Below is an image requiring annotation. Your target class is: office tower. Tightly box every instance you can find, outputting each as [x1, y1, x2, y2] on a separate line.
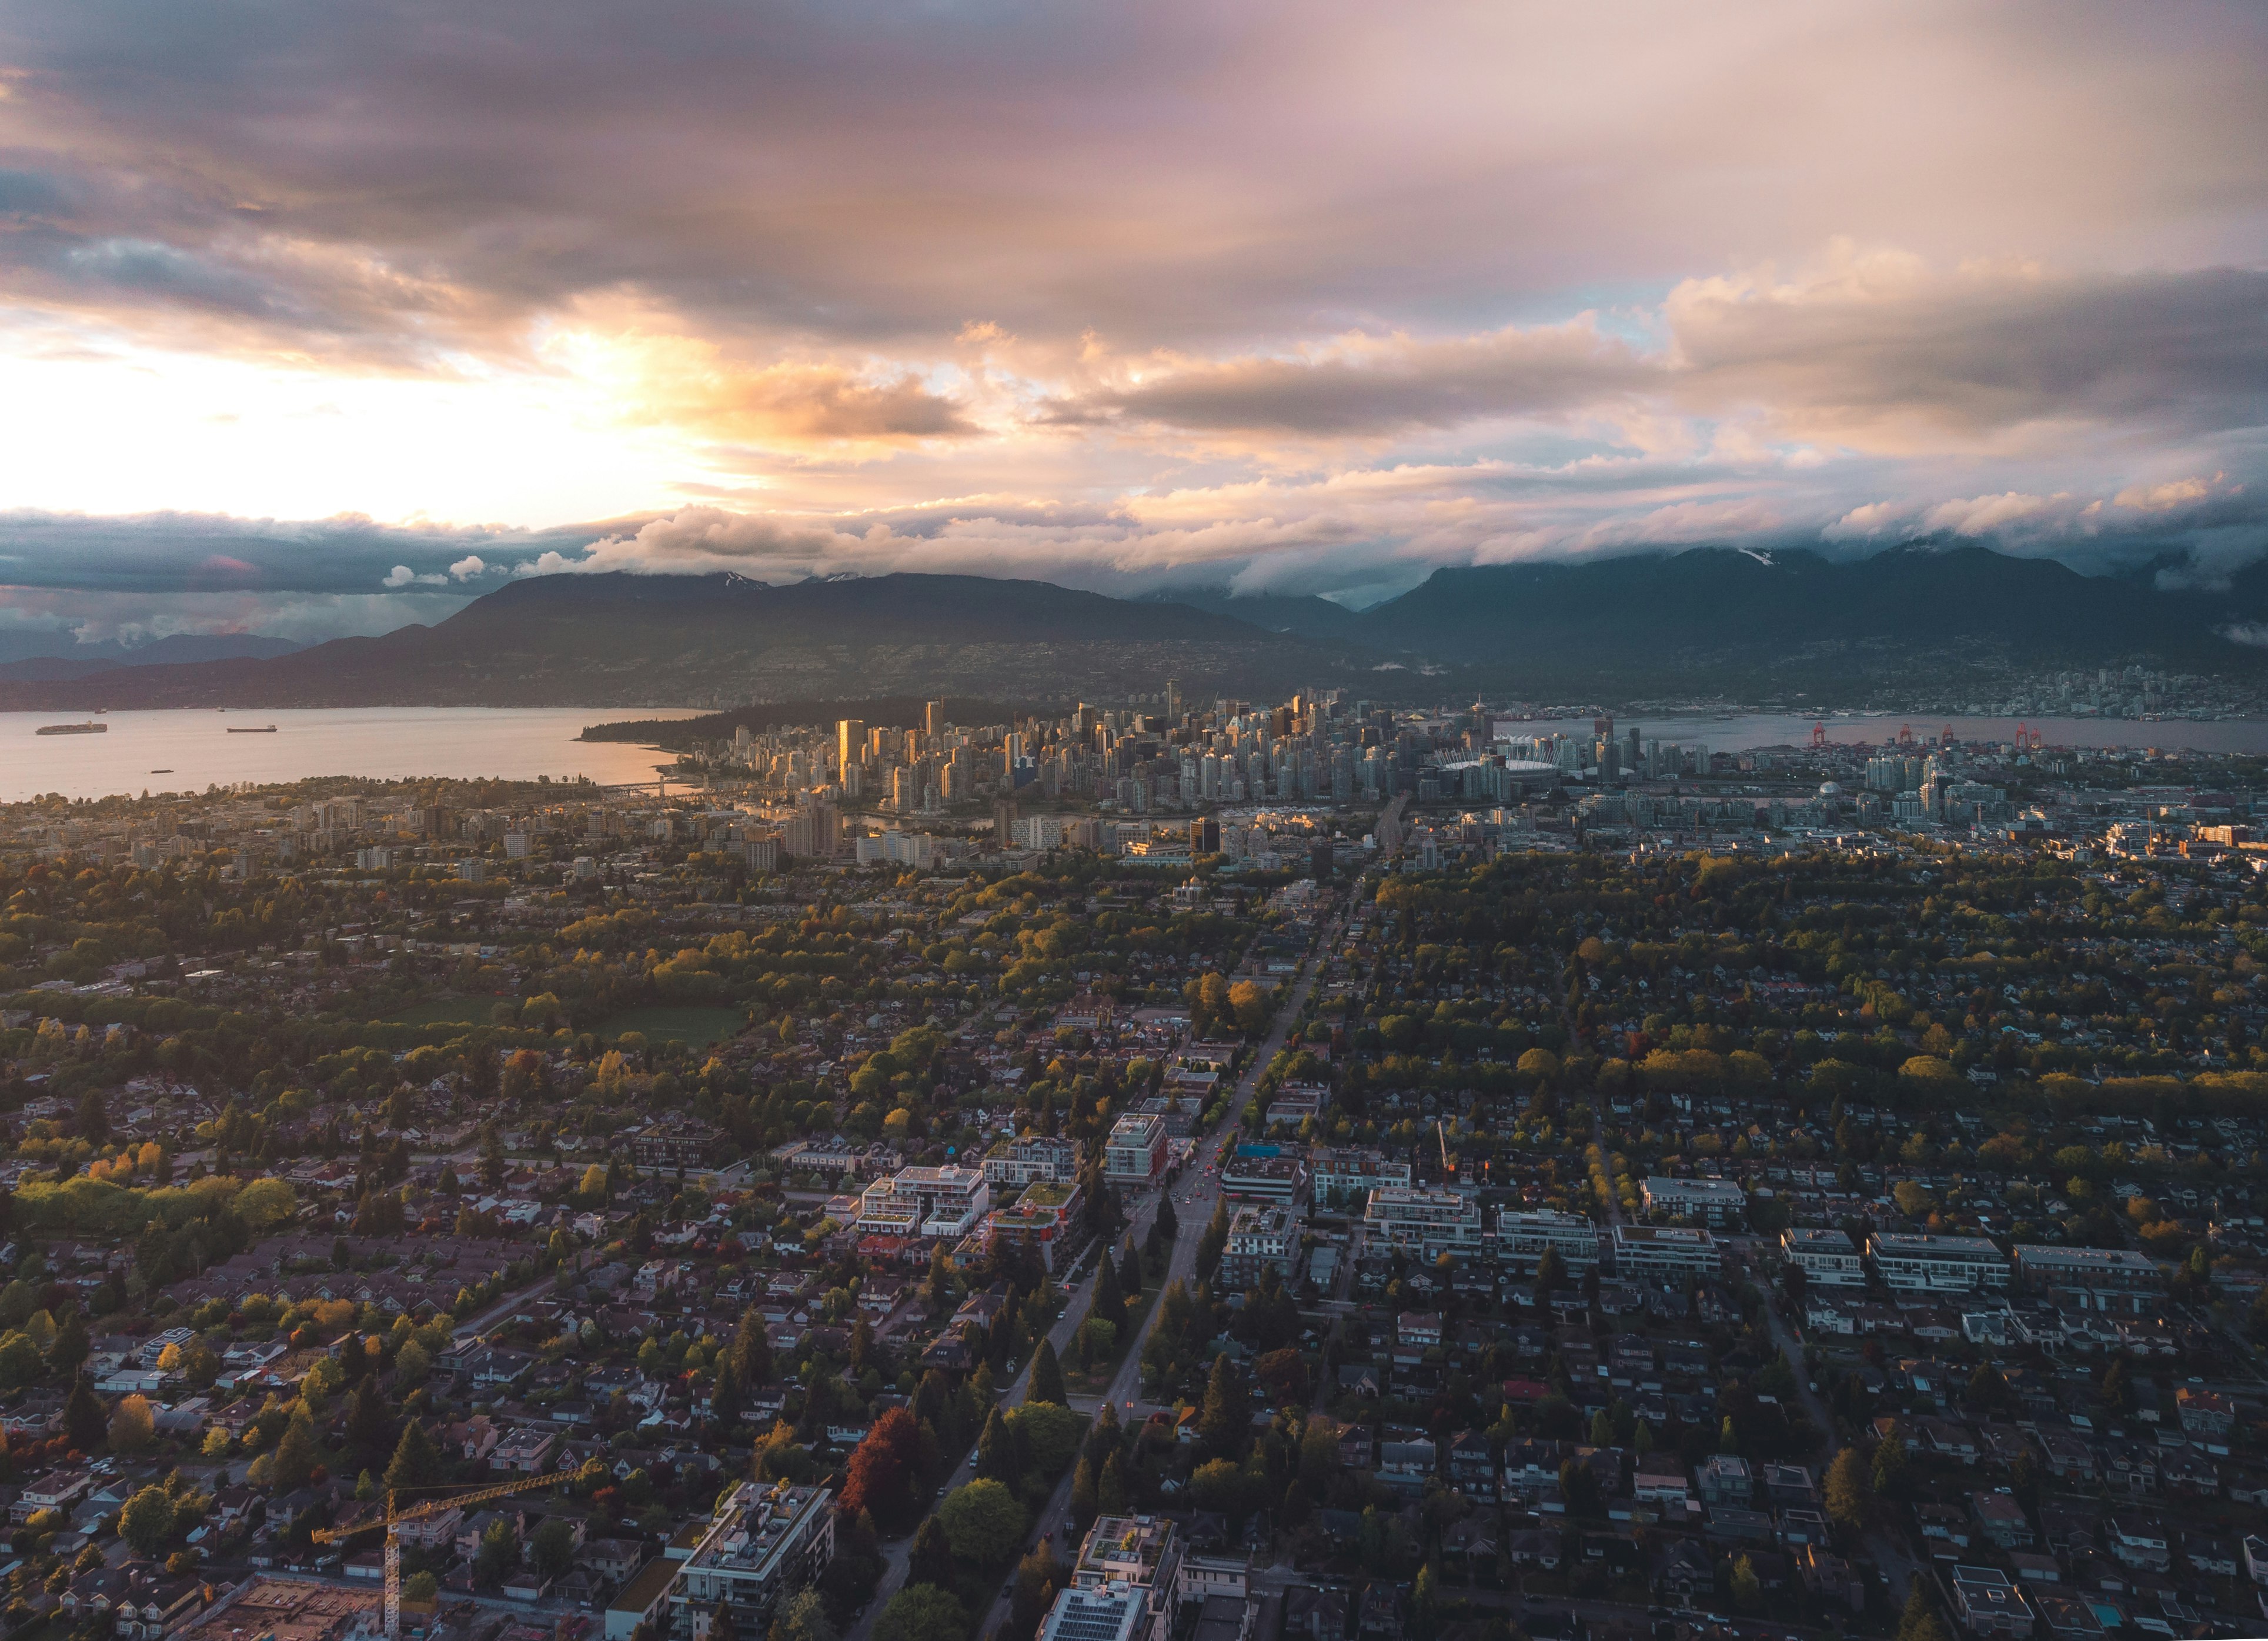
[837, 719, 864, 775]
[924, 699, 945, 736]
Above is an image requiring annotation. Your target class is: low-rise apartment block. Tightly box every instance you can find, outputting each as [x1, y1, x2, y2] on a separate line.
[1612, 1224, 1720, 1282]
[1641, 1175, 1747, 1226]
[1363, 1187, 1485, 1257]
[1868, 1232, 2012, 1294]
[1782, 1227, 1865, 1288]
[1104, 1113, 1168, 1186]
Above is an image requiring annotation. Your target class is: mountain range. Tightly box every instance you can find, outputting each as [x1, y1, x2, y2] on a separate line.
[0, 631, 302, 682]
[1, 545, 2263, 712]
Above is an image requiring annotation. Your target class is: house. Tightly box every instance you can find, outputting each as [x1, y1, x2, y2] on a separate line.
[1950, 1566, 2034, 1639]
[1635, 1534, 1703, 1602]
[1445, 1430, 1495, 1500]
[491, 1426, 560, 1475]
[1632, 1460, 1692, 1508]
[2108, 1514, 2170, 1573]
[2174, 1386, 2234, 1440]
[1376, 1436, 1436, 1496]
[1504, 1528, 1564, 1571]
[1796, 1545, 1865, 1614]
[1697, 1454, 1752, 1506]
[1975, 1490, 2036, 1549]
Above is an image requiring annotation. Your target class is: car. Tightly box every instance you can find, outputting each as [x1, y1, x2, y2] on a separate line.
[1001, 1582, 1016, 1599]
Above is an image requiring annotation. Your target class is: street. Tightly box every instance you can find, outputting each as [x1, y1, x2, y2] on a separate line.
[846, 882, 1343, 1641]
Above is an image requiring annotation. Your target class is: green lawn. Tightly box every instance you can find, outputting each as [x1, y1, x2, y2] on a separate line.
[381, 996, 511, 1028]
[593, 1006, 746, 1048]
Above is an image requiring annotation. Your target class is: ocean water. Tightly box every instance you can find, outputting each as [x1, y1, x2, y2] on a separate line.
[1, 706, 703, 803]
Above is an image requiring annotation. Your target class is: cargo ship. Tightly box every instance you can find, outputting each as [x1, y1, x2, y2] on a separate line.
[226, 725, 278, 733]
[35, 722, 107, 735]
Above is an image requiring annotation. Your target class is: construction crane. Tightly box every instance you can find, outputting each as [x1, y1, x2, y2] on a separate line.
[313, 1472, 562, 1640]
[1437, 1119, 1455, 1181]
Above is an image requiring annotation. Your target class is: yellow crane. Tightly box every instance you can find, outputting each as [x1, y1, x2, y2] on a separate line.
[313, 1472, 563, 1640]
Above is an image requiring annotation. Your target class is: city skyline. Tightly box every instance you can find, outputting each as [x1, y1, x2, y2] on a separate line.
[0, 1, 2264, 645]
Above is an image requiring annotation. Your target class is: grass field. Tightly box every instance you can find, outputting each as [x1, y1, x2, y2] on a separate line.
[381, 996, 510, 1028]
[592, 1006, 745, 1048]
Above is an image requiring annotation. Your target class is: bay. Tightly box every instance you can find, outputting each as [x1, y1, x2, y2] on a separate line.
[1489, 711, 2268, 757]
[1, 706, 703, 803]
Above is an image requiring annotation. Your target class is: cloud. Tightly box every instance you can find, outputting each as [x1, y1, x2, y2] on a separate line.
[1043, 255, 2268, 456]
[0, 4, 2263, 633]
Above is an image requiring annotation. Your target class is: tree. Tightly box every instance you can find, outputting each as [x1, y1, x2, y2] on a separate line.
[871, 1587, 968, 1641]
[1730, 1555, 1762, 1612]
[1897, 1580, 1950, 1641]
[907, 1516, 956, 1591]
[1197, 1354, 1250, 1462]
[1197, 1201, 1230, 1279]
[1822, 1444, 1870, 1530]
[1028, 1339, 1067, 1406]
[52, 1310, 89, 1375]
[1088, 1256, 1126, 1333]
[403, 1573, 440, 1605]
[65, 1373, 105, 1452]
[1150, 1193, 1179, 1253]
[733, 1306, 774, 1388]
[1117, 1239, 1142, 1302]
[925, 1246, 954, 1313]
[476, 1517, 520, 1585]
[385, 1419, 446, 1492]
[348, 1376, 393, 1458]
[977, 1407, 1023, 1486]
[840, 1408, 924, 1530]
[1411, 1563, 1438, 1641]
[119, 1484, 176, 1556]
[1009, 1542, 1067, 1641]
[937, 1478, 1028, 1569]
[711, 1355, 741, 1427]
[1873, 1429, 1909, 1499]
[1069, 1453, 1098, 1530]
[109, 1395, 156, 1454]
[530, 1519, 579, 1581]
[770, 1589, 836, 1641]
[272, 1408, 321, 1492]
[1533, 1246, 1565, 1301]
[1556, 1456, 1602, 1519]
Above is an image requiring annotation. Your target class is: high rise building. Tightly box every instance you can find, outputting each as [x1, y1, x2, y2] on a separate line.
[836, 719, 864, 776]
[924, 700, 945, 736]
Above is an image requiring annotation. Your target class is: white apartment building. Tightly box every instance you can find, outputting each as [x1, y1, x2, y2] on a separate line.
[1782, 1227, 1865, 1288]
[1363, 1188, 1485, 1257]
[1220, 1204, 1302, 1289]
[1495, 1209, 1604, 1273]
[859, 1165, 991, 1238]
[1308, 1146, 1413, 1209]
[1641, 1175, 1748, 1226]
[1611, 1224, 1720, 1282]
[665, 1482, 835, 1641]
[1868, 1232, 2012, 1294]
[1104, 1113, 1168, 1186]
[982, 1135, 1081, 1188]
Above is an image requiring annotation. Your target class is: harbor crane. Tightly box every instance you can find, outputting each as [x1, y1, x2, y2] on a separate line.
[312, 1472, 562, 1639]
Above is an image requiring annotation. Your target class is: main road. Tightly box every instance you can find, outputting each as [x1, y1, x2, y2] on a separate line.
[847, 879, 1346, 1641]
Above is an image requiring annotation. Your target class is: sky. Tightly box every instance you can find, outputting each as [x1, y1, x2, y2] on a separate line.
[1, 0, 2264, 646]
